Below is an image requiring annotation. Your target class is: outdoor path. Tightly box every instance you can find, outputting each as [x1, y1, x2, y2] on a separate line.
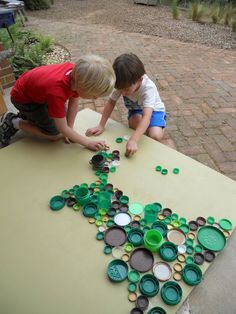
[27, 16, 236, 181]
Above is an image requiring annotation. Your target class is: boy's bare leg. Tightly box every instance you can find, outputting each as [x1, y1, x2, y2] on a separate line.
[19, 120, 62, 141]
[128, 114, 142, 130]
[146, 126, 164, 142]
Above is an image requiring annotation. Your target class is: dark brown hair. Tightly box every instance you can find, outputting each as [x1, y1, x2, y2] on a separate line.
[113, 53, 146, 89]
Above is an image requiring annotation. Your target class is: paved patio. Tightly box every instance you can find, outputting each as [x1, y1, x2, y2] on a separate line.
[25, 15, 236, 181]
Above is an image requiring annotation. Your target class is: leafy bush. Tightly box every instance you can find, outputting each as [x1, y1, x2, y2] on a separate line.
[24, 0, 52, 10]
[0, 20, 54, 78]
[172, 0, 180, 19]
[232, 19, 236, 31]
[188, 1, 205, 22]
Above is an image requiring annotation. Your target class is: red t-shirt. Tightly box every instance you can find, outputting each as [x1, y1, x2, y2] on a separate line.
[11, 62, 79, 118]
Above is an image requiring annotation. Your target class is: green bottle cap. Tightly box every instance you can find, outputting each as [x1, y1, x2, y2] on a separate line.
[103, 245, 112, 255]
[161, 281, 182, 305]
[107, 259, 128, 282]
[173, 168, 180, 174]
[139, 274, 159, 297]
[49, 195, 65, 211]
[219, 218, 233, 231]
[128, 282, 137, 292]
[155, 165, 162, 172]
[161, 169, 168, 175]
[182, 264, 202, 286]
[115, 137, 123, 143]
[128, 270, 141, 283]
[159, 242, 178, 262]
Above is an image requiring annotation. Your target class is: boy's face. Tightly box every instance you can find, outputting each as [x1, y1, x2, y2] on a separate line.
[119, 77, 143, 96]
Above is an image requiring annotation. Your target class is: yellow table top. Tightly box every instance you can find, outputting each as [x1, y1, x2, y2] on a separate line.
[0, 109, 236, 314]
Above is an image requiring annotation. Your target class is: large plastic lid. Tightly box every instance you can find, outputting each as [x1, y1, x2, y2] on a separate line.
[136, 295, 149, 310]
[147, 307, 167, 314]
[159, 242, 178, 262]
[107, 259, 128, 282]
[151, 221, 168, 237]
[197, 226, 226, 251]
[128, 228, 144, 247]
[139, 274, 159, 297]
[161, 281, 182, 305]
[153, 262, 172, 281]
[114, 212, 132, 226]
[129, 203, 144, 215]
[49, 195, 65, 211]
[104, 226, 127, 246]
[167, 229, 186, 245]
[129, 248, 154, 273]
[182, 264, 202, 286]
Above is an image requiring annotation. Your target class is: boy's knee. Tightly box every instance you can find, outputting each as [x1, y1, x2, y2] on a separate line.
[148, 128, 164, 142]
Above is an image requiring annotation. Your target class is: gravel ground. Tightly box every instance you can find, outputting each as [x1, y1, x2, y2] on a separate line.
[28, 0, 236, 50]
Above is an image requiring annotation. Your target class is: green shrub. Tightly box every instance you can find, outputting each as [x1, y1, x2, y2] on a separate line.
[172, 0, 179, 19]
[188, 1, 205, 22]
[24, 0, 51, 10]
[232, 20, 236, 32]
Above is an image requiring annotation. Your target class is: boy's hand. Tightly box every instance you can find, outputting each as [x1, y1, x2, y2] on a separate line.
[125, 139, 138, 157]
[86, 125, 104, 137]
[86, 140, 107, 151]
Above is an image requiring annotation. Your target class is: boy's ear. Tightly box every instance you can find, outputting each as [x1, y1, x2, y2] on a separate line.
[139, 76, 144, 83]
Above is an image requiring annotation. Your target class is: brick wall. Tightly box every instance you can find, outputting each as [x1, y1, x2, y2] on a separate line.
[0, 42, 15, 88]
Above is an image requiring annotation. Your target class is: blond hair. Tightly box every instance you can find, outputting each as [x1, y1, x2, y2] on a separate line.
[71, 55, 115, 97]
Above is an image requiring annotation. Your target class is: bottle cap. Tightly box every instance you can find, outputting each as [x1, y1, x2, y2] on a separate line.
[151, 221, 168, 237]
[219, 218, 233, 231]
[204, 250, 215, 262]
[128, 270, 141, 283]
[128, 292, 137, 302]
[188, 220, 198, 231]
[196, 216, 206, 226]
[128, 282, 137, 293]
[139, 274, 159, 297]
[114, 212, 132, 226]
[161, 281, 182, 305]
[129, 203, 144, 215]
[128, 228, 144, 247]
[49, 195, 65, 211]
[107, 259, 128, 282]
[83, 203, 98, 217]
[153, 262, 172, 281]
[147, 307, 167, 314]
[129, 248, 154, 273]
[136, 295, 149, 311]
[104, 226, 127, 247]
[112, 246, 124, 259]
[162, 208, 172, 216]
[182, 264, 202, 286]
[193, 253, 205, 265]
[103, 245, 112, 255]
[159, 242, 178, 262]
[167, 229, 186, 245]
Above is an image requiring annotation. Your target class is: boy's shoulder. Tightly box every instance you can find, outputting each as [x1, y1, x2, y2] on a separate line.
[141, 74, 158, 92]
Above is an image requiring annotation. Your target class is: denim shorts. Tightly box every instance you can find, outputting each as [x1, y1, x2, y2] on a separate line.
[11, 98, 59, 136]
[128, 109, 167, 128]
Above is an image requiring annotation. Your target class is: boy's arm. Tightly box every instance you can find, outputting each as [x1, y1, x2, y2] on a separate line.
[66, 97, 79, 128]
[53, 117, 107, 151]
[126, 107, 153, 156]
[86, 98, 116, 136]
